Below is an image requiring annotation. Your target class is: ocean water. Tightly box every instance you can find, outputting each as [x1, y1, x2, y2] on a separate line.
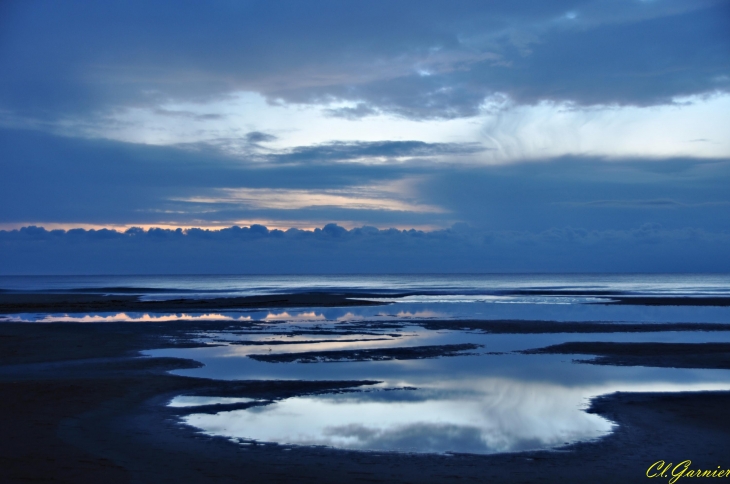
[3, 274, 730, 454]
[3, 273, 730, 298]
[2, 273, 730, 324]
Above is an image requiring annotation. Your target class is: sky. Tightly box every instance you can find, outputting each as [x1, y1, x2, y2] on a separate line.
[1, 0, 729, 273]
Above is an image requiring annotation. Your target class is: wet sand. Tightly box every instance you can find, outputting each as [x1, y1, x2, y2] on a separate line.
[417, 320, 730, 333]
[602, 296, 730, 306]
[0, 292, 385, 314]
[1, 322, 730, 483]
[521, 341, 730, 370]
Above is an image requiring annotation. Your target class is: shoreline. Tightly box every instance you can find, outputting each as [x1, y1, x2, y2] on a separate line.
[3, 291, 730, 316]
[0, 292, 387, 315]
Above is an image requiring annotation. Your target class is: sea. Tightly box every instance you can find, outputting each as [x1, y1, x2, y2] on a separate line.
[2, 273, 730, 455]
[2, 273, 730, 323]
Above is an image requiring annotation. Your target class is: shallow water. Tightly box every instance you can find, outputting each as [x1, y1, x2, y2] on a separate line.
[168, 396, 259, 407]
[149, 323, 730, 454]
[5, 273, 730, 324]
[3, 273, 730, 299]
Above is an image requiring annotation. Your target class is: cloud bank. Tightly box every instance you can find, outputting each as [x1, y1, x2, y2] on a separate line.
[2, 223, 728, 274]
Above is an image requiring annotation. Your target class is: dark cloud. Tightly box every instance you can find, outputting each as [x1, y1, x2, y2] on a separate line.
[562, 199, 730, 208]
[421, 157, 730, 232]
[266, 140, 486, 165]
[0, 128, 462, 226]
[1, 223, 728, 274]
[1, 0, 727, 123]
[563, 199, 684, 208]
[177, 131, 278, 154]
[245, 131, 277, 144]
[323, 103, 380, 120]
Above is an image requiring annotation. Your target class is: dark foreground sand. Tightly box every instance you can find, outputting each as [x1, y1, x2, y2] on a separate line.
[0, 292, 384, 314]
[2, 322, 730, 483]
[603, 296, 730, 306]
[522, 341, 730, 369]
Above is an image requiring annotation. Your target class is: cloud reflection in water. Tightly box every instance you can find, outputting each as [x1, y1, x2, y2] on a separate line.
[182, 378, 614, 454]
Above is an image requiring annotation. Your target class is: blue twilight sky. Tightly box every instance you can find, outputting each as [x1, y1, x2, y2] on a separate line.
[0, 0, 729, 273]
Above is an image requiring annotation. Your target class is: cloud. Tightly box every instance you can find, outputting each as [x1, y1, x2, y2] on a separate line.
[323, 103, 380, 120]
[176, 130, 279, 156]
[2, 128, 730, 233]
[0, 128, 461, 228]
[175, 184, 447, 213]
[1, 223, 729, 274]
[563, 199, 684, 208]
[264, 140, 486, 165]
[153, 108, 225, 121]
[244, 131, 277, 144]
[163, 135, 484, 163]
[1, 0, 727, 127]
[561, 199, 730, 208]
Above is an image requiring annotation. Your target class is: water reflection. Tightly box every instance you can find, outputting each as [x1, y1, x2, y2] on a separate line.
[156, 325, 730, 455]
[263, 311, 325, 321]
[7, 298, 730, 324]
[393, 310, 446, 319]
[183, 379, 615, 453]
[4, 312, 252, 323]
[179, 378, 727, 454]
[355, 295, 608, 304]
[168, 396, 258, 407]
[151, 328, 730, 380]
[183, 375, 730, 454]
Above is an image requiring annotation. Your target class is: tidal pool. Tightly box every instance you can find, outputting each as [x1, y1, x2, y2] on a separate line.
[168, 396, 259, 407]
[152, 325, 730, 455]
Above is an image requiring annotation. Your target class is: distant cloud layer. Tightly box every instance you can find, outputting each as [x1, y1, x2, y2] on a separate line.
[2, 223, 728, 274]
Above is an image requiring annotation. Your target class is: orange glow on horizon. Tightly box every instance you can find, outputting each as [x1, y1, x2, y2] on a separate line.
[0, 221, 448, 233]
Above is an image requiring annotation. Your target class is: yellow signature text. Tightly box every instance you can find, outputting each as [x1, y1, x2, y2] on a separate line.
[648, 461, 730, 483]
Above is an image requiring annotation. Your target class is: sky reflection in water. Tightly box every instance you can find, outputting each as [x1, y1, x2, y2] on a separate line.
[168, 396, 259, 407]
[152, 325, 730, 455]
[6, 297, 730, 324]
[183, 380, 615, 454]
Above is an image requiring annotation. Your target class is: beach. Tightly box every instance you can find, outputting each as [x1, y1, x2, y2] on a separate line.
[2, 288, 730, 483]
